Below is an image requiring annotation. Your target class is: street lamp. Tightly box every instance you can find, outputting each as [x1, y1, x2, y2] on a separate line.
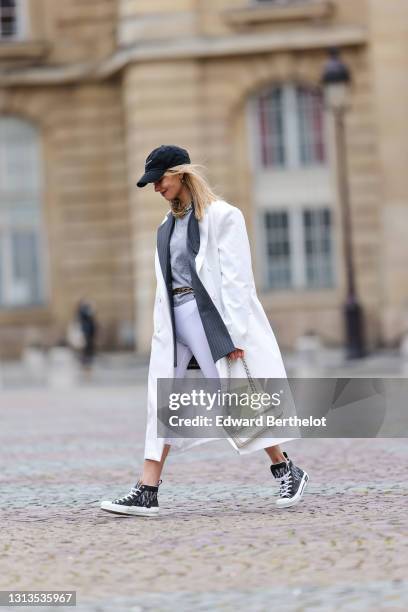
[321, 47, 366, 359]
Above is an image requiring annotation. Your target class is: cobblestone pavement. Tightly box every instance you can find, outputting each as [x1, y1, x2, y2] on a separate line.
[0, 386, 407, 611]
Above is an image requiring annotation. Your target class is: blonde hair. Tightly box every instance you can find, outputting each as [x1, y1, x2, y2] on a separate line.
[164, 163, 222, 221]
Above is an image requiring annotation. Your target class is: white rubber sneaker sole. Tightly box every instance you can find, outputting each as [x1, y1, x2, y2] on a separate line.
[275, 472, 309, 508]
[100, 501, 159, 516]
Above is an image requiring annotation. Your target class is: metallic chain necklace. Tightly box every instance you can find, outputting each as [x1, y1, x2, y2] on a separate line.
[171, 200, 193, 219]
[182, 202, 193, 216]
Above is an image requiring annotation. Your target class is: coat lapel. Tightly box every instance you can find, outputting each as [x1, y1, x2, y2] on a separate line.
[157, 211, 175, 292]
[190, 205, 209, 275]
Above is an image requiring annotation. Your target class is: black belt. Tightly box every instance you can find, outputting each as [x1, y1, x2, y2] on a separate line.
[172, 286, 194, 296]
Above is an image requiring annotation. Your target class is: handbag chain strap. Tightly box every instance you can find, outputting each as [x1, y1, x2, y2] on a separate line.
[226, 355, 257, 394]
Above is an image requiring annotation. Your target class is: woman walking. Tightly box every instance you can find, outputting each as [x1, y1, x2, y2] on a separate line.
[101, 145, 309, 516]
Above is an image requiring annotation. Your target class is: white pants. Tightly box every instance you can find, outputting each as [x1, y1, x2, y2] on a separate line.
[173, 298, 219, 379]
[164, 298, 221, 452]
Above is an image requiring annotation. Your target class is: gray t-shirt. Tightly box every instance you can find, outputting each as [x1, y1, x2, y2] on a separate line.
[170, 204, 196, 308]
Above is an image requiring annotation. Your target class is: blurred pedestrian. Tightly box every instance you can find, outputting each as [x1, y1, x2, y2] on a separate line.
[76, 299, 98, 369]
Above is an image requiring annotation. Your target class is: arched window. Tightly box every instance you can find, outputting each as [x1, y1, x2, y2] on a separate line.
[249, 83, 335, 290]
[256, 83, 326, 169]
[0, 117, 46, 307]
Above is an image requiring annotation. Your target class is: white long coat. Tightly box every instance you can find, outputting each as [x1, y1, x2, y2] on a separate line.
[144, 199, 298, 461]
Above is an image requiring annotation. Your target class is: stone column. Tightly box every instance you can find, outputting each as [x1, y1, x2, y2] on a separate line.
[368, 0, 408, 343]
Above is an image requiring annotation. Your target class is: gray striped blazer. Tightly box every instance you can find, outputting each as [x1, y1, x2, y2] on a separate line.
[156, 206, 236, 368]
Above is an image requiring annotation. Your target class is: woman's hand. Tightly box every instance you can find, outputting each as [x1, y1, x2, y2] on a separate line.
[228, 348, 244, 360]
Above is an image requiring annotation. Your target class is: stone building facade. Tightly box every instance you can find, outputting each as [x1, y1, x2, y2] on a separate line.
[0, 0, 407, 358]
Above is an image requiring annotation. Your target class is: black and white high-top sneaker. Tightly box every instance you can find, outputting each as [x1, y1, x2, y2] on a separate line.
[100, 480, 161, 516]
[270, 451, 309, 508]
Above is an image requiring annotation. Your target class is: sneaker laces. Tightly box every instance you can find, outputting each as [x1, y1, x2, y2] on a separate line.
[115, 481, 143, 504]
[279, 470, 293, 498]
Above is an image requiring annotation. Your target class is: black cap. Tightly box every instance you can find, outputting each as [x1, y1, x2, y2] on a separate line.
[137, 144, 191, 187]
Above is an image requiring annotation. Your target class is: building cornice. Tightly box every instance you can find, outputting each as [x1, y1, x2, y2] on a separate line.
[0, 40, 49, 60]
[0, 25, 367, 87]
[222, 0, 334, 25]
